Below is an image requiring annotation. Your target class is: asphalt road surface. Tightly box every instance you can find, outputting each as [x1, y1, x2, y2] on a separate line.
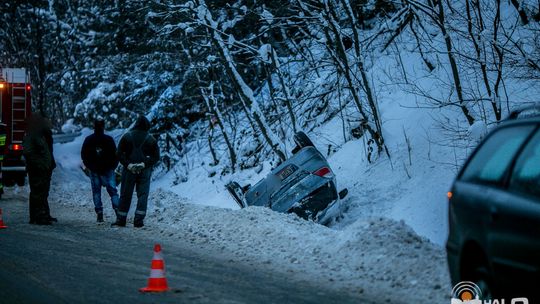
[0, 192, 370, 304]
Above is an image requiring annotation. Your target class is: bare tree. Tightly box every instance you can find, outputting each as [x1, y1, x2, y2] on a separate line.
[464, 0, 503, 121]
[195, 0, 287, 161]
[201, 83, 237, 172]
[431, 0, 475, 125]
[295, 0, 388, 160]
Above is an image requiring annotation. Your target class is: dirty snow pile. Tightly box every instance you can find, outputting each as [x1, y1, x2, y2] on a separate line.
[49, 174, 451, 303]
[149, 189, 451, 302]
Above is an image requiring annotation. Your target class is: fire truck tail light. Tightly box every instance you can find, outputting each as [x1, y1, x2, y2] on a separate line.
[10, 144, 23, 151]
[26, 85, 31, 91]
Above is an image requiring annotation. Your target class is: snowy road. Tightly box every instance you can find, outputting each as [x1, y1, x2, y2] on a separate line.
[0, 192, 371, 304]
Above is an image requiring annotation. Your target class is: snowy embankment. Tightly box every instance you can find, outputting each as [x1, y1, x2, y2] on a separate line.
[48, 172, 451, 303]
[151, 99, 458, 246]
[52, 128, 452, 302]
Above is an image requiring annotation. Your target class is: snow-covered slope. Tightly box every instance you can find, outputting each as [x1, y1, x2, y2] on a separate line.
[148, 65, 464, 246]
[55, 79, 459, 248]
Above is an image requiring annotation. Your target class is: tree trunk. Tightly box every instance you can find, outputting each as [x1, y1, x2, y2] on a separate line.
[319, 0, 386, 155]
[198, 1, 287, 161]
[201, 83, 237, 172]
[466, 0, 500, 121]
[270, 47, 297, 133]
[433, 0, 475, 125]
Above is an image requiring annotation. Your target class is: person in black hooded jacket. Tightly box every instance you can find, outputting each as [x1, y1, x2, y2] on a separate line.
[81, 119, 119, 222]
[112, 116, 160, 228]
[23, 114, 57, 225]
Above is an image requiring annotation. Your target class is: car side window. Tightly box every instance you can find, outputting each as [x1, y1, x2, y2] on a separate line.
[461, 125, 535, 186]
[509, 129, 540, 199]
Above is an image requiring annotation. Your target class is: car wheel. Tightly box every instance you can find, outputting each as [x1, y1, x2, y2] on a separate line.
[225, 182, 246, 209]
[293, 131, 314, 149]
[338, 188, 348, 200]
[471, 267, 494, 300]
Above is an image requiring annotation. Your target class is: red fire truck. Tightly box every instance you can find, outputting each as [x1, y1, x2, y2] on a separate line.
[0, 68, 32, 186]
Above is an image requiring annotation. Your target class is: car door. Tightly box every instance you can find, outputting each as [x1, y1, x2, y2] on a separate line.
[489, 128, 540, 295]
[454, 125, 536, 279]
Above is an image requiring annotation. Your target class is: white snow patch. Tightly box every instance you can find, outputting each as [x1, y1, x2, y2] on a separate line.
[258, 44, 272, 63]
[61, 119, 80, 134]
[468, 121, 488, 142]
[261, 9, 274, 24]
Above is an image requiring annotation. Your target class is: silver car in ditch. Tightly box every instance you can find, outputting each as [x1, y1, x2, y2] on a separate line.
[226, 132, 348, 225]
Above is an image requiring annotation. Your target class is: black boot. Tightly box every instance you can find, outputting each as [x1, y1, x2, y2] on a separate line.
[34, 211, 52, 225]
[97, 213, 104, 223]
[134, 220, 144, 228]
[111, 216, 126, 227]
[35, 217, 52, 225]
[134, 216, 144, 228]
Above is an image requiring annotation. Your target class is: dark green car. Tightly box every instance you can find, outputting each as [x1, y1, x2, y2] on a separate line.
[447, 107, 540, 301]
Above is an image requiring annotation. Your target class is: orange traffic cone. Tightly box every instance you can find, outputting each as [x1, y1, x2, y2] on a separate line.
[0, 209, 7, 229]
[139, 244, 170, 292]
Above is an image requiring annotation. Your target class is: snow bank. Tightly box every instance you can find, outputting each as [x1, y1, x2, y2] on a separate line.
[49, 182, 451, 303]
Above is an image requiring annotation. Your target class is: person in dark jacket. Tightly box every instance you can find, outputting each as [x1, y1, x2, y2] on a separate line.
[112, 116, 160, 228]
[81, 119, 119, 222]
[23, 114, 56, 225]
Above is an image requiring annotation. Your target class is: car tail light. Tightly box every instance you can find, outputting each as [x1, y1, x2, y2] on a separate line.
[313, 167, 333, 177]
[447, 191, 453, 200]
[10, 144, 23, 151]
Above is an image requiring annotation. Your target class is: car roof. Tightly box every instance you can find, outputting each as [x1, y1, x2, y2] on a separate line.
[505, 105, 540, 122]
[491, 106, 540, 130]
[498, 117, 540, 128]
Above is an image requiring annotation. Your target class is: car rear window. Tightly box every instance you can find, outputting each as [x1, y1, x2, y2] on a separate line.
[461, 125, 536, 186]
[509, 129, 540, 199]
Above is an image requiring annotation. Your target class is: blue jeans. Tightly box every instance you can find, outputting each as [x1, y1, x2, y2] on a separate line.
[90, 170, 119, 214]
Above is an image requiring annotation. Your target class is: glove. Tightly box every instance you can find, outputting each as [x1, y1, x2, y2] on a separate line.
[128, 162, 145, 174]
[135, 162, 145, 172]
